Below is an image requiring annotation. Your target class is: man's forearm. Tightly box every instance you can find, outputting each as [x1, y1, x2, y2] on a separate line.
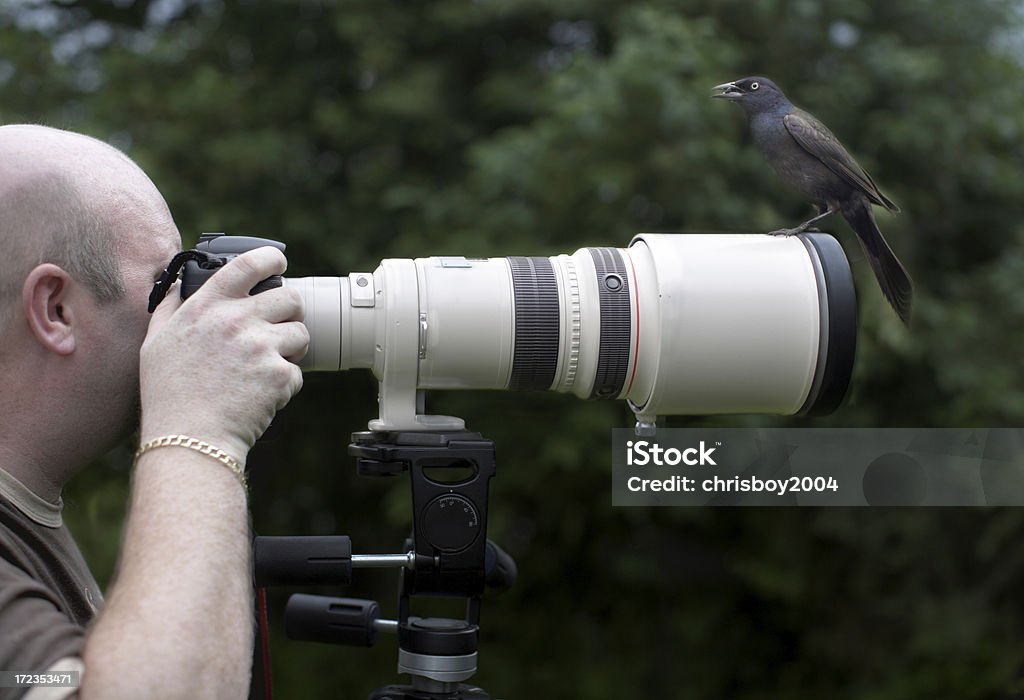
[80, 448, 252, 699]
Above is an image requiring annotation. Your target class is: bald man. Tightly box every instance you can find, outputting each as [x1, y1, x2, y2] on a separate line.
[0, 125, 308, 699]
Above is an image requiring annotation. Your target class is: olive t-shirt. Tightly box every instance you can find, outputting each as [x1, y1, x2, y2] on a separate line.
[0, 468, 102, 699]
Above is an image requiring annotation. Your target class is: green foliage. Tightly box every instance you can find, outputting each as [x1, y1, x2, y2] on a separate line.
[4, 0, 1024, 697]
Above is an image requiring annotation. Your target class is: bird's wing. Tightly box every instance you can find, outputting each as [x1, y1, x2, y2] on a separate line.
[784, 110, 899, 212]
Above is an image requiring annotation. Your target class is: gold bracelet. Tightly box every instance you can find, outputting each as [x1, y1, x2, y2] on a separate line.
[135, 435, 247, 490]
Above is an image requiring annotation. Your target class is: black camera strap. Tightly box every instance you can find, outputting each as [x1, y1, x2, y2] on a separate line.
[147, 250, 219, 313]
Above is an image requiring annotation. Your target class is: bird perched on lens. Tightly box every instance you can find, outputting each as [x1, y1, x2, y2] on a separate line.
[712, 76, 913, 325]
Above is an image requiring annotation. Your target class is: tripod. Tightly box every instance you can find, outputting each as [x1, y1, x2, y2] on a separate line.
[253, 429, 516, 699]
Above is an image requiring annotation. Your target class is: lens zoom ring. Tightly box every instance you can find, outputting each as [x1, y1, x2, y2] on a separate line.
[588, 247, 631, 399]
[508, 256, 559, 391]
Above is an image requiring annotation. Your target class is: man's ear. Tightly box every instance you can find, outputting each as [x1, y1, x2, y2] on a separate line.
[22, 263, 76, 356]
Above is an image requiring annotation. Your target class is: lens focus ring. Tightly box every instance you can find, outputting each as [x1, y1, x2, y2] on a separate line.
[508, 256, 560, 391]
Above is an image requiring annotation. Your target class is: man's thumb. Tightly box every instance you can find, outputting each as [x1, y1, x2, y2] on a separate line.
[148, 282, 183, 330]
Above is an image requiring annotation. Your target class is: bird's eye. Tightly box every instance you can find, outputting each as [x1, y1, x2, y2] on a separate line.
[750, 82, 760, 91]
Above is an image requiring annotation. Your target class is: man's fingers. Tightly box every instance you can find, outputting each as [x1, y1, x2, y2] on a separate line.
[276, 321, 310, 364]
[203, 247, 288, 299]
[246, 285, 305, 324]
[147, 281, 183, 332]
[278, 363, 304, 411]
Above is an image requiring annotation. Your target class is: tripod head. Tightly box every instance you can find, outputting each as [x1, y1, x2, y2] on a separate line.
[254, 428, 515, 699]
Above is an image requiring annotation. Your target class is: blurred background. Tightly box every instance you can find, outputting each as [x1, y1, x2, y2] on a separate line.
[3, 0, 1024, 697]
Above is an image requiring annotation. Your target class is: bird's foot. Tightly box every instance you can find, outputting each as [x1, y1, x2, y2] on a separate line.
[769, 207, 835, 237]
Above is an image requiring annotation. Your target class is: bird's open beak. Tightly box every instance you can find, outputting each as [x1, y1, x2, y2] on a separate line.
[711, 82, 743, 100]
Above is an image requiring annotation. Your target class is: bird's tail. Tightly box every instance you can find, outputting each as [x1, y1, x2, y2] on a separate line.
[841, 198, 913, 325]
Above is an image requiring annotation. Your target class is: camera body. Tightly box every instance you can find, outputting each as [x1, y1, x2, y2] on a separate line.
[180, 232, 286, 300]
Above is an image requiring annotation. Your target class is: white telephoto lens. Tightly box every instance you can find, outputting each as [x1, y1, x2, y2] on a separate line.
[286, 233, 856, 430]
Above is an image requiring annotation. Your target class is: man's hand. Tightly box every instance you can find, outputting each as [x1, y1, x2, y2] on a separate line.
[139, 246, 308, 462]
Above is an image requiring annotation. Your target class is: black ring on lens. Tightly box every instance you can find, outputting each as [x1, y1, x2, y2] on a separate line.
[508, 256, 560, 390]
[797, 233, 858, 415]
[588, 248, 632, 399]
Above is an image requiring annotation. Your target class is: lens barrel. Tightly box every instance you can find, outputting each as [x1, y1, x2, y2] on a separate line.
[286, 233, 856, 430]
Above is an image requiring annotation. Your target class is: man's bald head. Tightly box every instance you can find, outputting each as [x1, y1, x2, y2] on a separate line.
[0, 125, 177, 328]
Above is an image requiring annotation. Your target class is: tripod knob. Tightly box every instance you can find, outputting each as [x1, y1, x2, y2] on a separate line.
[254, 536, 352, 587]
[421, 494, 481, 553]
[484, 540, 517, 592]
[285, 594, 381, 647]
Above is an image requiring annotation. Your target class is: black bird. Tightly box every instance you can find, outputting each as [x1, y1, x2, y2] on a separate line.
[712, 76, 913, 325]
